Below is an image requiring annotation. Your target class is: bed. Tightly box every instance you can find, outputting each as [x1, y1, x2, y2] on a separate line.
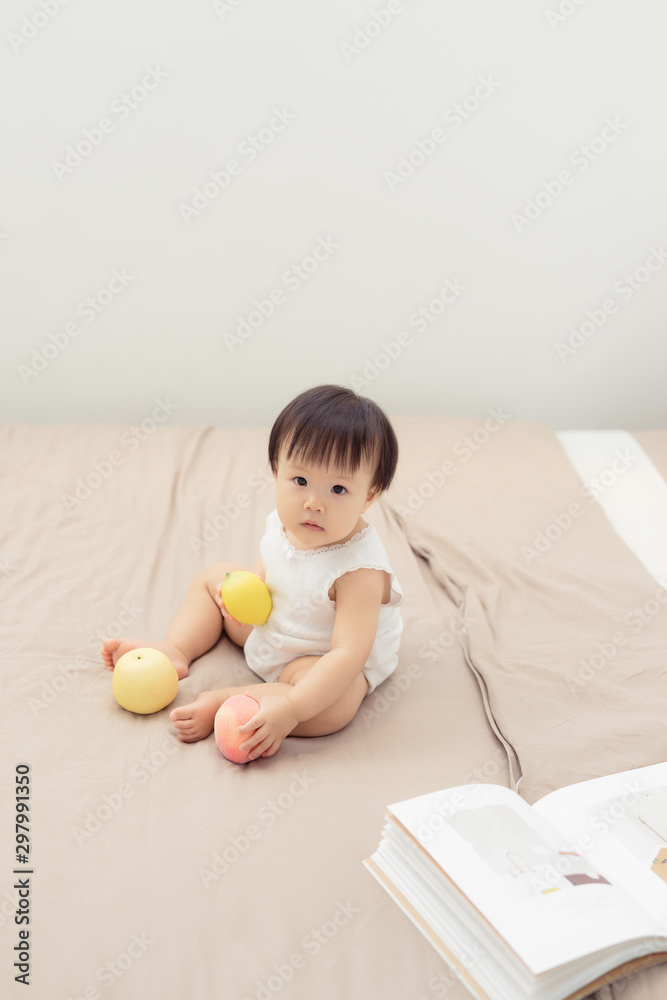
[2, 414, 666, 1000]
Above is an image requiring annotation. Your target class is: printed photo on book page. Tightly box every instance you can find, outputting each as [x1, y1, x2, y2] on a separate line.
[534, 761, 667, 930]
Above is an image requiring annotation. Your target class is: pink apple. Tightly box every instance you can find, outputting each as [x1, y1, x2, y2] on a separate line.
[214, 695, 259, 763]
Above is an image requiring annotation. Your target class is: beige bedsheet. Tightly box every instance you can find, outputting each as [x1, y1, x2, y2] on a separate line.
[2, 415, 666, 1000]
[0, 421, 504, 1000]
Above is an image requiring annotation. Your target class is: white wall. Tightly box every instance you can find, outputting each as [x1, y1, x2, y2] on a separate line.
[2, 0, 666, 430]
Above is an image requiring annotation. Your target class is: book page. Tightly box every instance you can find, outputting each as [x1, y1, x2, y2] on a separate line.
[534, 761, 667, 928]
[388, 783, 661, 976]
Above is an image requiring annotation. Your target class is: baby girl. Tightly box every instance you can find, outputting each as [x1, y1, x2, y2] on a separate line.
[101, 383, 404, 760]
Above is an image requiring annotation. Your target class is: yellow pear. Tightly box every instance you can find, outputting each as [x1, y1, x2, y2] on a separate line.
[112, 648, 179, 714]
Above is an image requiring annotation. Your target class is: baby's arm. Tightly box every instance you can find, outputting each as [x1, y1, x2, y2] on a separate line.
[286, 568, 385, 722]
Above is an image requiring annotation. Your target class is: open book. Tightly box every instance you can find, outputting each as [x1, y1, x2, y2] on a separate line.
[363, 761, 667, 1000]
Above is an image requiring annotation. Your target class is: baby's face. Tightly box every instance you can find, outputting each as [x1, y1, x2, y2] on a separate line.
[274, 450, 379, 550]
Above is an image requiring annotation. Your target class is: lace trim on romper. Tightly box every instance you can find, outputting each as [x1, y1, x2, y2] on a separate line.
[279, 521, 372, 558]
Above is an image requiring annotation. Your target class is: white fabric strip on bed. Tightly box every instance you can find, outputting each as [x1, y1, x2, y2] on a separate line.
[556, 430, 667, 590]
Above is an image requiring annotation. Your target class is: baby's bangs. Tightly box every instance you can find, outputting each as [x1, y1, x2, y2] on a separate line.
[283, 420, 376, 478]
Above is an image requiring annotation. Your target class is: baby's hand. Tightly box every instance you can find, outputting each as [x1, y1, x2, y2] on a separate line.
[214, 583, 242, 626]
[237, 692, 299, 759]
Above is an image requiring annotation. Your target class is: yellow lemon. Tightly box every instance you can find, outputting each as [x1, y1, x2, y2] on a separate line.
[219, 571, 272, 625]
[112, 648, 179, 714]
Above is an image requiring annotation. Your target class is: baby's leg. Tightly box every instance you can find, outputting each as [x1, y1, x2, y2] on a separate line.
[170, 680, 300, 743]
[171, 679, 306, 743]
[171, 658, 369, 751]
[100, 562, 254, 679]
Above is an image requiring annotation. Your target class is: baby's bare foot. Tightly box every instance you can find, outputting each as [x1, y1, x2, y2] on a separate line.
[100, 637, 190, 679]
[170, 689, 230, 743]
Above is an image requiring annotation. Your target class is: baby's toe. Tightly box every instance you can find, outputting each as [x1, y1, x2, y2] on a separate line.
[170, 704, 193, 722]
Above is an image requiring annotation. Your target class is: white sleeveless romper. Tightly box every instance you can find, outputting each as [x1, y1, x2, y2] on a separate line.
[243, 509, 404, 696]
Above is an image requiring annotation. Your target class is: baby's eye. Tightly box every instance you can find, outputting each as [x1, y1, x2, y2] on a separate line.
[332, 485, 346, 495]
[293, 476, 307, 486]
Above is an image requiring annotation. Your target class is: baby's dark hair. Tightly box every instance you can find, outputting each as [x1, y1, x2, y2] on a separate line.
[268, 384, 398, 497]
